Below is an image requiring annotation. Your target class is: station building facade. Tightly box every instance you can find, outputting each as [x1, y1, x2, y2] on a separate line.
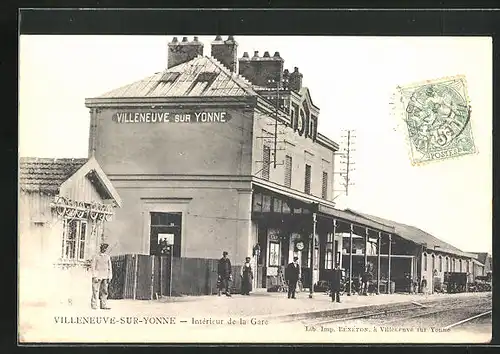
[85, 36, 479, 293]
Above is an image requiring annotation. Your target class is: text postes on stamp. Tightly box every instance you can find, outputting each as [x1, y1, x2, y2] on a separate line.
[396, 76, 475, 165]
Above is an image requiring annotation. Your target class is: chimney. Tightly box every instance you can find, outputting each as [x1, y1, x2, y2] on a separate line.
[211, 35, 238, 73]
[289, 67, 303, 92]
[167, 36, 204, 69]
[238, 50, 284, 88]
[283, 69, 290, 90]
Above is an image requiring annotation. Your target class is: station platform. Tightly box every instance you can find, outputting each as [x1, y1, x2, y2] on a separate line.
[19, 290, 490, 343]
[23, 288, 488, 319]
[107, 289, 487, 319]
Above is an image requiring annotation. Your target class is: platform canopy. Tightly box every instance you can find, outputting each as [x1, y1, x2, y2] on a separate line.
[251, 177, 394, 234]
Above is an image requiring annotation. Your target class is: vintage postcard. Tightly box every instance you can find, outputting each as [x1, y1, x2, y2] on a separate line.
[18, 34, 492, 344]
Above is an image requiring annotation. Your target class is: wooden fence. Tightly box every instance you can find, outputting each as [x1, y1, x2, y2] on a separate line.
[109, 255, 243, 299]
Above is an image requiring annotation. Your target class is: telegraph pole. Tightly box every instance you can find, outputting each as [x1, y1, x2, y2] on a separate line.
[267, 73, 288, 169]
[345, 130, 352, 196]
[333, 129, 356, 199]
[273, 78, 280, 168]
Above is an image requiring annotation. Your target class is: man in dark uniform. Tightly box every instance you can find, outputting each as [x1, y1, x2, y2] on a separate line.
[331, 262, 342, 303]
[285, 256, 300, 299]
[361, 266, 371, 295]
[217, 251, 232, 297]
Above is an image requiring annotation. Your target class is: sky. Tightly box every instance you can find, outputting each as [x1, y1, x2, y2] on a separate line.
[18, 35, 492, 253]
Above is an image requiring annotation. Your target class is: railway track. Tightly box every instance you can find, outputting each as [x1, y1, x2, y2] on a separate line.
[442, 310, 492, 330]
[304, 296, 491, 328]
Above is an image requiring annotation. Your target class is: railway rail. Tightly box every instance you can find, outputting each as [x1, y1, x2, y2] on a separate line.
[303, 296, 491, 329]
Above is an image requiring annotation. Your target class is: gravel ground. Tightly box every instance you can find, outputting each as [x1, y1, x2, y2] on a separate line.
[307, 292, 492, 343]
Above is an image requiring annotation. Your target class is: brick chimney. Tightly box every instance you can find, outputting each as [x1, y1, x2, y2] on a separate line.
[167, 36, 204, 69]
[211, 35, 238, 73]
[238, 50, 284, 88]
[288, 67, 303, 92]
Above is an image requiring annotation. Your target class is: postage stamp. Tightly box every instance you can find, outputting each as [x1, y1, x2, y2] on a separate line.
[396, 76, 476, 165]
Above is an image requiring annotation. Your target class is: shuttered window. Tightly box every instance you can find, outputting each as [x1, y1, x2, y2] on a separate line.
[284, 155, 292, 187]
[262, 145, 271, 180]
[321, 171, 328, 199]
[304, 164, 311, 194]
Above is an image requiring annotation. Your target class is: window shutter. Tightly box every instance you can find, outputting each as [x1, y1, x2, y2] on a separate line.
[321, 171, 328, 199]
[304, 164, 311, 194]
[284, 155, 292, 187]
[262, 145, 271, 180]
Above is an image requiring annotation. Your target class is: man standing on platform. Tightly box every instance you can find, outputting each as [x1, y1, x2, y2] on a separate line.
[285, 256, 301, 299]
[217, 251, 232, 297]
[361, 266, 371, 295]
[331, 262, 342, 303]
[91, 243, 113, 310]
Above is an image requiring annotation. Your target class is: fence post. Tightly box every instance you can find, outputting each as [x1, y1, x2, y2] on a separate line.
[151, 256, 155, 300]
[132, 255, 138, 300]
[169, 252, 173, 297]
[159, 256, 163, 298]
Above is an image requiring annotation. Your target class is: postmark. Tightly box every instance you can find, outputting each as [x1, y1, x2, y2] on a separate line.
[396, 76, 476, 165]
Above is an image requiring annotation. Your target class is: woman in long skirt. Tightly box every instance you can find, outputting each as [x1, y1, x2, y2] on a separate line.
[240, 257, 253, 295]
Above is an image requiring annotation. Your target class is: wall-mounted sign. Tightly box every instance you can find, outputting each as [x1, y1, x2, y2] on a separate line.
[269, 233, 280, 242]
[290, 99, 317, 141]
[295, 241, 305, 251]
[112, 111, 233, 124]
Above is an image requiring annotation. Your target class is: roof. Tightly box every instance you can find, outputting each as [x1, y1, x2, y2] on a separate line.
[468, 252, 491, 264]
[346, 209, 474, 258]
[19, 157, 88, 194]
[94, 56, 259, 99]
[19, 156, 123, 207]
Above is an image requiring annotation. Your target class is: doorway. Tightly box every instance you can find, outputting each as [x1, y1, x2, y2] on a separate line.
[149, 212, 182, 257]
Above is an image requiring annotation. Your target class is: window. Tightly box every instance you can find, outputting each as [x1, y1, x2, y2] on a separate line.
[459, 259, 462, 272]
[262, 145, 271, 180]
[272, 197, 282, 213]
[262, 194, 272, 212]
[282, 200, 291, 214]
[439, 256, 442, 272]
[423, 253, 427, 271]
[304, 164, 311, 194]
[61, 219, 88, 261]
[306, 241, 319, 269]
[325, 233, 334, 270]
[466, 260, 470, 273]
[252, 192, 263, 212]
[445, 257, 449, 272]
[268, 241, 280, 267]
[321, 171, 328, 199]
[284, 155, 292, 188]
[431, 254, 435, 270]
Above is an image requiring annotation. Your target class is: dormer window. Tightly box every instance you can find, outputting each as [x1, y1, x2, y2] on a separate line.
[160, 71, 181, 83]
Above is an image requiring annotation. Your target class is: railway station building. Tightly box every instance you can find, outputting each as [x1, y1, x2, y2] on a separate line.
[84, 36, 478, 295]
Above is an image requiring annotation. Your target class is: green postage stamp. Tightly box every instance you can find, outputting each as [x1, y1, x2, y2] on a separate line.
[396, 76, 476, 165]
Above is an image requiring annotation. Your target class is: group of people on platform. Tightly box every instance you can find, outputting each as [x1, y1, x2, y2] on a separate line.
[216, 251, 345, 303]
[216, 251, 254, 297]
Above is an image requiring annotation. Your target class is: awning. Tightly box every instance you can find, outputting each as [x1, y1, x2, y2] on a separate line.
[251, 177, 395, 234]
[318, 204, 394, 234]
[252, 177, 333, 208]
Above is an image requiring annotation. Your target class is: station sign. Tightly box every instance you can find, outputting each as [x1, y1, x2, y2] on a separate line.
[112, 110, 232, 124]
